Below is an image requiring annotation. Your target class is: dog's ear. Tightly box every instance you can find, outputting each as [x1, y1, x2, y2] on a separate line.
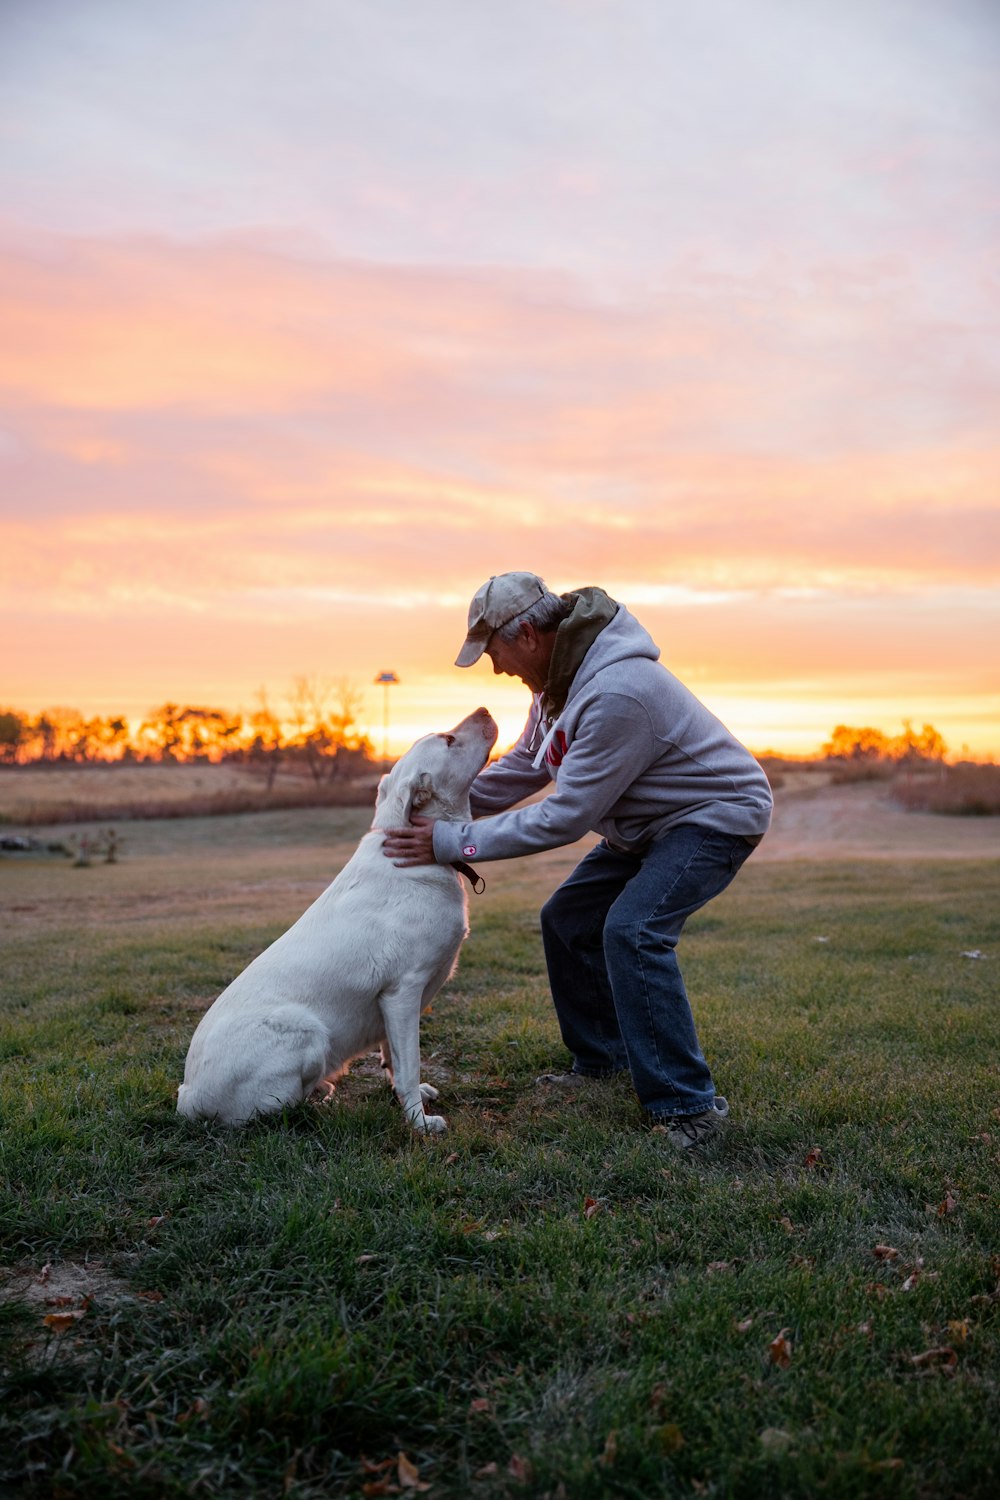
[404, 771, 434, 820]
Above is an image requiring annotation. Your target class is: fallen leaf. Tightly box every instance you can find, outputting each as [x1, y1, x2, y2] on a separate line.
[768, 1328, 793, 1368]
[44, 1295, 76, 1308]
[508, 1453, 533, 1483]
[865, 1281, 890, 1300]
[706, 1260, 732, 1274]
[396, 1451, 430, 1491]
[901, 1271, 920, 1292]
[43, 1310, 86, 1333]
[937, 1191, 959, 1217]
[38, 1263, 52, 1284]
[356, 1254, 380, 1264]
[872, 1244, 899, 1261]
[583, 1197, 601, 1219]
[656, 1423, 685, 1455]
[759, 1427, 794, 1451]
[871, 1458, 904, 1471]
[803, 1147, 822, 1169]
[598, 1429, 618, 1466]
[948, 1319, 971, 1343]
[777, 1216, 796, 1235]
[735, 1317, 754, 1334]
[443, 1153, 459, 1166]
[360, 1458, 396, 1476]
[468, 1397, 491, 1414]
[147, 1215, 169, 1229]
[136, 1289, 164, 1302]
[910, 1346, 958, 1370]
[360, 1484, 397, 1498]
[473, 1463, 498, 1479]
[177, 1398, 209, 1423]
[856, 1320, 874, 1336]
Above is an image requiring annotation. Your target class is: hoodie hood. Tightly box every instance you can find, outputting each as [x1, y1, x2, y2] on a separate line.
[563, 601, 661, 701]
[541, 587, 621, 719]
[532, 603, 662, 769]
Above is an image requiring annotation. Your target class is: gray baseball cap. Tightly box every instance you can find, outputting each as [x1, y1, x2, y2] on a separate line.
[455, 571, 548, 667]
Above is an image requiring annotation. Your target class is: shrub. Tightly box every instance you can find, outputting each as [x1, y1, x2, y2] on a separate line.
[892, 762, 1000, 816]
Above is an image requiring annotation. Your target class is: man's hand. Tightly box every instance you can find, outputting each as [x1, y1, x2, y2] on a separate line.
[381, 814, 438, 866]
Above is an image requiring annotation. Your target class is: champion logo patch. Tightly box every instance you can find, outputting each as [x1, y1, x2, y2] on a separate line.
[546, 730, 569, 767]
[462, 844, 478, 858]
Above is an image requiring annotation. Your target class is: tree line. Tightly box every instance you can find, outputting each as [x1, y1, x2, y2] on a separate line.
[0, 678, 375, 782]
[820, 721, 948, 764]
[0, 697, 957, 776]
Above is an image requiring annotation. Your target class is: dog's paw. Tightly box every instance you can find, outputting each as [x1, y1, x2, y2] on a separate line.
[419, 1082, 439, 1102]
[418, 1113, 448, 1134]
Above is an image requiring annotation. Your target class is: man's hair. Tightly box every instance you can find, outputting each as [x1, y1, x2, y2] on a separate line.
[493, 590, 571, 644]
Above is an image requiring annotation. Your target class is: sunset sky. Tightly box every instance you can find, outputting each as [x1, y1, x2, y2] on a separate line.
[2, 0, 998, 757]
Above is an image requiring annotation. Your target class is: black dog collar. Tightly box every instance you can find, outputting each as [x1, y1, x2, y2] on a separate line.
[452, 861, 486, 895]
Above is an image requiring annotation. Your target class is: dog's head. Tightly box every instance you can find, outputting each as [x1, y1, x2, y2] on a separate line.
[374, 707, 498, 827]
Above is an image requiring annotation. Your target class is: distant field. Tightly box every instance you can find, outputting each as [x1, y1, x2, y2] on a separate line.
[0, 762, 378, 825]
[1, 806, 998, 1497]
[3, 760, 998, 862]
[0, 761, 265, 812]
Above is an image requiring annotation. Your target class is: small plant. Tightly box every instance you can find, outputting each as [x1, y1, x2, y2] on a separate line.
[70, 834, 94, 867]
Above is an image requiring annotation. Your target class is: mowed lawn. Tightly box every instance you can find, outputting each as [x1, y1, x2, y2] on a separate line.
[0, 807, 998, 1499]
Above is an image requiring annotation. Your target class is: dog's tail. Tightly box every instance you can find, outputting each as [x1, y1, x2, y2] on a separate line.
[175, 1081, 204, 1121]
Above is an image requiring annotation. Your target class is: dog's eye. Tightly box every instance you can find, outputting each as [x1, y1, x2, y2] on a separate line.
[441, 734, 456, 746]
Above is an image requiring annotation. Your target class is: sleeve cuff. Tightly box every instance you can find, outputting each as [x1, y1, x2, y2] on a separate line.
[431, 819, 468, 864]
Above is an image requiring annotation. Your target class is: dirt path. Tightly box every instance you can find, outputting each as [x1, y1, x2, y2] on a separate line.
[755, 772, 999, 862]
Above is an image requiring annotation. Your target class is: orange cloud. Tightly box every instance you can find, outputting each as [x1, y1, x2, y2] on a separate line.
[2, 228, 997, 756]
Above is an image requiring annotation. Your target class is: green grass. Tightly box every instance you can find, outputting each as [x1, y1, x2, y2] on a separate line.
[1, 823, 998, 1498]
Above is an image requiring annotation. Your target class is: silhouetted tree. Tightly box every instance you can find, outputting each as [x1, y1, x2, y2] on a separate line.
[0, 709, 27, 764]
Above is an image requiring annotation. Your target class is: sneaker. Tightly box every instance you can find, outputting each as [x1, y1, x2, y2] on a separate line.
[535, 1071, 589, 1089]
[659, 1096, 729, 1150]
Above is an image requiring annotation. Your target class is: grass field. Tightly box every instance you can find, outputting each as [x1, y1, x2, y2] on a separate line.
[1, 807, 998, 1498]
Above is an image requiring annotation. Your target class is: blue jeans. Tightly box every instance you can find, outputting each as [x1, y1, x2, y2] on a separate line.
[539, 824, 757, 1118]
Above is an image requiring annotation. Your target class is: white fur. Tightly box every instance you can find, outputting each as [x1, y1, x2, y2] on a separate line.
[176, 707, 497, 1132]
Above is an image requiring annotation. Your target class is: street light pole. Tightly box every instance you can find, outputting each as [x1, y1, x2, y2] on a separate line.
[373, 671, 399, 766]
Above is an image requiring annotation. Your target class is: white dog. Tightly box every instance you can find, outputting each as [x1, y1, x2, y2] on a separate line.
[177, 707, 498, 1132]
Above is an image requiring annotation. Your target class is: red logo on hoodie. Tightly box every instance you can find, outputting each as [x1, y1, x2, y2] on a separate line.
[546, 730, 569, 767]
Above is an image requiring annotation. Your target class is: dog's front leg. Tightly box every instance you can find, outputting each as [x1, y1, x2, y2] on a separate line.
[380, 1041, 438, 1105]
[379, 987, 446, 1134]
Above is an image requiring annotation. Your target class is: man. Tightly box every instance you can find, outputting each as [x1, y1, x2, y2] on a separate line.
[382, 571, 772, 1149]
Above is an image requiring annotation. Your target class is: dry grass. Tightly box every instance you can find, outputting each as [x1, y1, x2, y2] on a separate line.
[827, 760, 898, 785]
[0, 762, 379, 826]
[892, 763, 1000, 817]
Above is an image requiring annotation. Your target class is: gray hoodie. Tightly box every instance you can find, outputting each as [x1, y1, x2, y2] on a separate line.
[431, 603, 773, 864]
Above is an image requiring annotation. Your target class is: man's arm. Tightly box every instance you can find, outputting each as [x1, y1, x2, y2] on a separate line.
[431, 693, 656, 864]
[381, 698, 551, 868]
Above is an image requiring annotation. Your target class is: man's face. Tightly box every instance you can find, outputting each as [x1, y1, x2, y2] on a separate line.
[485, 625, 550, 694]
